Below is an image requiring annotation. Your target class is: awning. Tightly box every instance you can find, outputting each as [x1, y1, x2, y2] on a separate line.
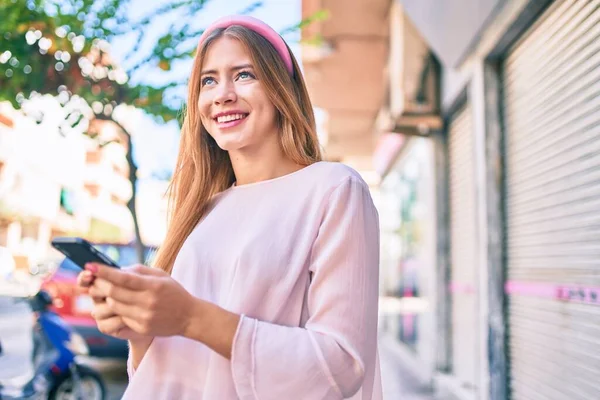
[398, 0, 503, 67]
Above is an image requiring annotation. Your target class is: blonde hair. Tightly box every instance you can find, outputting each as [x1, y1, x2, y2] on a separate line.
[153, 26, 322, 273]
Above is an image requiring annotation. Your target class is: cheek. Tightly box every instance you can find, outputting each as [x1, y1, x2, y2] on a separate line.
[253, 96, 277, 125]
[264, 104, 278, 127]
[198, 97, 212, 123]
[198, 91, 212, 111]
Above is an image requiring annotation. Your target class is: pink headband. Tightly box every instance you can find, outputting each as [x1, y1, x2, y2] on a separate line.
[198, 15, 294, 76]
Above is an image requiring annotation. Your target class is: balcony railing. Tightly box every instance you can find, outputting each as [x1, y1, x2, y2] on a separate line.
[84, 163, 132, 202]
[86, 196, 133, 233]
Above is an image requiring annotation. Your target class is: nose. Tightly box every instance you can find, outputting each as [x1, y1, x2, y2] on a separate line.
[214, 81, 237, 105]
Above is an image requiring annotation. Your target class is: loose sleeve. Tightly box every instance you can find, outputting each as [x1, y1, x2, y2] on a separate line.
[126, 344, 136, 380]
[231, 177, 380, 399]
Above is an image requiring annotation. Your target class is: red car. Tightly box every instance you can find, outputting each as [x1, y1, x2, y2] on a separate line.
[41, 258, 128, 359]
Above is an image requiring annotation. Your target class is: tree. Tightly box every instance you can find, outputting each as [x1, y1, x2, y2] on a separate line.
[0, 0, 269, 117]
[0, 0, 246, 262]
[0, 0, 326, 262]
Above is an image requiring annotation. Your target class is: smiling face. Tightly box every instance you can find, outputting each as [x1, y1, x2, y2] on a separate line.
[198, 36, 279, 154]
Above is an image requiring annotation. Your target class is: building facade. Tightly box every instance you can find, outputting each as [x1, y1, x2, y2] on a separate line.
[303, 0, 600, 399]
[0, 98, 89, 269]
[83, 118, 134, 244]
[0, 97, 134, 270]
[378, 136, 439, 379]
[388, 1, 600, 399]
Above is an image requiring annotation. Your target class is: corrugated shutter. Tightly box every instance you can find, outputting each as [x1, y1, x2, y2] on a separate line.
[503, 0, 600, 398]
[448, 103, 480, 393]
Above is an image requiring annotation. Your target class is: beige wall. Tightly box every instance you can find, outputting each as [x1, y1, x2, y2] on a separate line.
[301, 0, 390, 177]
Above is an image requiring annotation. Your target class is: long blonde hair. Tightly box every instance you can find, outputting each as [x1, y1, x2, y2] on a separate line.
[153, 26, 322, 273]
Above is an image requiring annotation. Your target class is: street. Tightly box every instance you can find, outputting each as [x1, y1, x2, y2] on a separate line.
[84, 358, 127, 400]
[0, 296, 35, 389]
[0, 294, 128, 399]
[379, 335, 436, 400]
[0, 292, 435, 400]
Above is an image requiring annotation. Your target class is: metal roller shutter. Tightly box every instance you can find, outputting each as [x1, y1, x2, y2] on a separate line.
[448, 103, 480, 394]
[503, 0, 600, 399]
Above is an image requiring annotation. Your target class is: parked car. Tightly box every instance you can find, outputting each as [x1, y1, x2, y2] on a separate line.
[39, 257, 127, 359]
[40, 242, 156, 359]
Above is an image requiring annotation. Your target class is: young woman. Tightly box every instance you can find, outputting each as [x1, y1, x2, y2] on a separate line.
[78, 15, 382, 400]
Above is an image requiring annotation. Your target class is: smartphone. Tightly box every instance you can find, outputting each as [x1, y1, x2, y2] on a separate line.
[51, 237, 121, 269]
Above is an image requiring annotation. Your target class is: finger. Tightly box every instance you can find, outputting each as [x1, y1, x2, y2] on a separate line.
[93, 278, 111, 293]
[106, 297, 145, 321]
[97, 315, 127, 338]
[88, 285, 107, 303]
[101, 284, 142, 305]
[88, 264, 149, 290]
[84, 262, 108, 276]
[91, 294, 106, 304]
[76, 271, 95, 288]
[122, 316, 147, 336]
[90, 278, 141, 305]
[92, 302, 117, 320]
[89, 279, 111, 300]
[123, 264, 166, 277]
[77, 271, 93, 286]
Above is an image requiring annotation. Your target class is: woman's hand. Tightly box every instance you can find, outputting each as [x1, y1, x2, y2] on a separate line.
[77, 268, 148, 341]
[85, 263, 197, 337]
[84, 263, 240, 359]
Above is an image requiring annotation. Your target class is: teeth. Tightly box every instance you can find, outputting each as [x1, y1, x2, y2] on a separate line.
[217, 113, 246, 123]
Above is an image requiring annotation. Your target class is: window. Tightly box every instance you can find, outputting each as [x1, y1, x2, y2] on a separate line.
[59, 188, 76, 215]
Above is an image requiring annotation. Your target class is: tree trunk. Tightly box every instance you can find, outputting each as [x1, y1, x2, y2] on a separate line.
[124, 132, 145, 264]
[95, 114, 145, 264]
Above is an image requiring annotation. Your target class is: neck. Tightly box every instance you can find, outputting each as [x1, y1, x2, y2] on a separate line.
[229, 147, 303, 187]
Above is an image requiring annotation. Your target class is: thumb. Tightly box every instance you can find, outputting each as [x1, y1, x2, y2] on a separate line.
[124, 264, 166, 277]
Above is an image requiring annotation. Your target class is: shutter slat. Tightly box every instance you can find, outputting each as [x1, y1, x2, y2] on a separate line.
[504, 0, 598, 85]
[505, 88, 600, 168]
[504, 0, 589, 67]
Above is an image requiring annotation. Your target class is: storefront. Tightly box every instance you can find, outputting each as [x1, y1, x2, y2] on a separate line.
[378, 136, 439, 378]
[306, 0, 600, 397]
[391, 0, 600, 398]
[447, 101, 481, 397]
[502, 1, 600, 398]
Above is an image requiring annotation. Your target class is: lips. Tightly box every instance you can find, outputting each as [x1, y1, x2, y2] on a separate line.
[212, 111, 249, 129]
[215, 113, 248, 123]
[213, 110, 249, 122]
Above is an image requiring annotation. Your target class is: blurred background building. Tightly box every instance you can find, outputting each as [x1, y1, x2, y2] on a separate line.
[302, 0, 600, 399]
[0, 98, 89, 271]
[0, 97, 166, 273]
[83, 119, 134, 245]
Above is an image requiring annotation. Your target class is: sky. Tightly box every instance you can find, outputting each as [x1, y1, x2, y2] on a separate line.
[108, 0, 303, 182]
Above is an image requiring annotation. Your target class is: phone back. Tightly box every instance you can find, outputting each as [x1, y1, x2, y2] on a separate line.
[51, 238, 120, 269]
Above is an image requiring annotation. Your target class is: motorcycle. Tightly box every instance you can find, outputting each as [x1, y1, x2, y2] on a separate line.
[0, 291, 106, 400]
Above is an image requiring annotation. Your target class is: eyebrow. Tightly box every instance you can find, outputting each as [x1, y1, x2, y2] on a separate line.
[200, 64, 254, 76]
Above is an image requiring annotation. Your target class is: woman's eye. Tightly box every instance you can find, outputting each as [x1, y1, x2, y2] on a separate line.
[201, 77, 215, 86]
[237, 71, 254, 80]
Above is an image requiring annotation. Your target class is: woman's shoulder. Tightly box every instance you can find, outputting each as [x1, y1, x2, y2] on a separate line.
[308, 162, 378, 218]
[308, 161, 370, 191]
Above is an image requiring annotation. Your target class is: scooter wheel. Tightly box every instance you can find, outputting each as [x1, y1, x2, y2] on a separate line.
[48, 364, 106, 400]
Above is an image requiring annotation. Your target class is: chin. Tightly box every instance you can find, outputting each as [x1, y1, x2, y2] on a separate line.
[213, 136, 246, 152]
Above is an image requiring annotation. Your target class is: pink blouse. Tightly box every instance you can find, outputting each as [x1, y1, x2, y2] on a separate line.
[123, 162, 382, 399]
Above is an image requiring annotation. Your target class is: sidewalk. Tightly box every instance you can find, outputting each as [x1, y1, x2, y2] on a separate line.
[379, 335, 436, 400]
